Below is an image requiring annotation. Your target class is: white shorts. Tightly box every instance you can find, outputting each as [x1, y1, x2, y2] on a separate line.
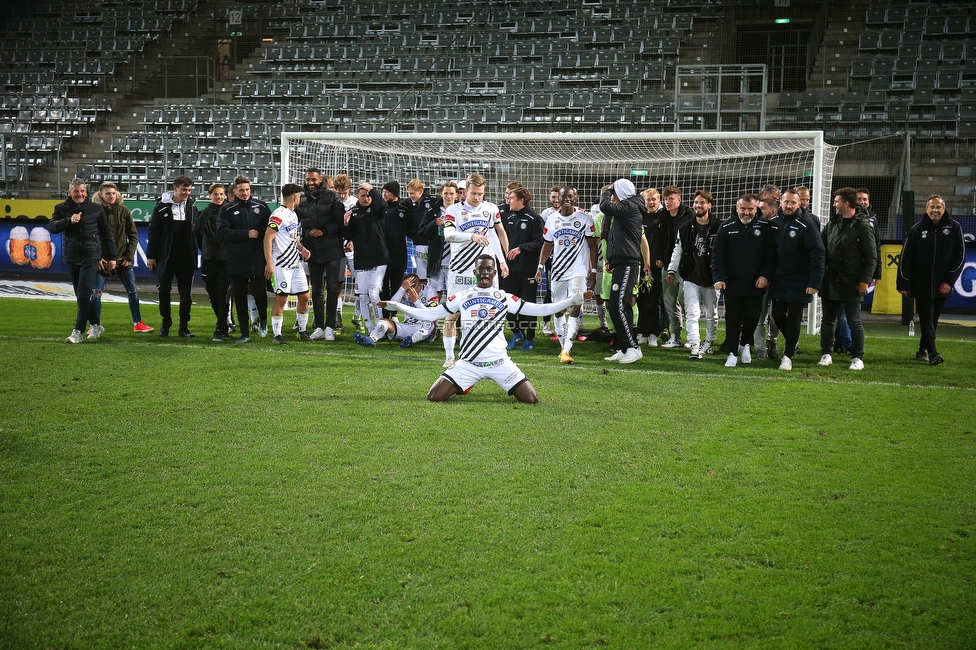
[550, 275, 587, 303]
[443, 356, 527, 394]
[413, 245, 429, 280]
[272, 266, 309, 295]
[388, 320, 432, 342]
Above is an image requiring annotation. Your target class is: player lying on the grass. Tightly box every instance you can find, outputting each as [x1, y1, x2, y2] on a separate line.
[354, 274, 438, 348]
[264, 183, 312, 345]
[380, 255, 593, 404]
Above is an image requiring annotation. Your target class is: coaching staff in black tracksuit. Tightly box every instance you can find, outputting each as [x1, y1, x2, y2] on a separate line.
[217, 175, 272, 342]
[711, 194, 776, 366]
[768, 189, 825, 369]
[501, 186, 545, 346]
[600, 179, 648, 363]
[897, 194, 965, 366]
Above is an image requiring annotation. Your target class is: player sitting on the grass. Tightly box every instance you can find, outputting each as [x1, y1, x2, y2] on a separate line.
[354, 274, 438, 348]
[380, 255, 592, 404]
[264, 183, 312, 345]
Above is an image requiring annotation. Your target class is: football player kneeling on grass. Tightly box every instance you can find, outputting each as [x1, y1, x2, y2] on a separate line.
[380, 255, 593, 404]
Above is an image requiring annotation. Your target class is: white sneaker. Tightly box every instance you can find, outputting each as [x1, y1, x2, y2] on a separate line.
[66, 329, 84, 344]
[542, 323, 555, 336]
[688, 342, 701, 359]
[309, 327, 326, 340]
[86, 324, 104, 340]
[323, 327, 336, 341]
[604, 350, 624, 361]
[740, 344, 752, 364]
[647, 334, 658, 347]
[849, 358, 864, 370]
[818, 353, 833, 367]
[637, 334, 647, 345]
[443, 357, 456, 368]
[779, 356, 793, 370]
[701, 340, 714, 355]
[725, 353, 738, 367]
[619, 347, 642, 364]
[684, 341, 693, 349]
[661, 336, 681, 349]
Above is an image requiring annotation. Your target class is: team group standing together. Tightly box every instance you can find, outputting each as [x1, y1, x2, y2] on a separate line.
[47, 171, 966, 401]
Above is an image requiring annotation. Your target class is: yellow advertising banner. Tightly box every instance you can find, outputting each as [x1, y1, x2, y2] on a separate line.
[872, 243, 903, 314]
[1, 199, 215, 222]
[0, 199, 60, 222]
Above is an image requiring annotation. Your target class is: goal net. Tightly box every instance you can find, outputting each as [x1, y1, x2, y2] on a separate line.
[281, 132, 837, 332]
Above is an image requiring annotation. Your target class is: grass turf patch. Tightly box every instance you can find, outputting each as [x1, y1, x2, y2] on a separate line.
[1, 298, 975, 648]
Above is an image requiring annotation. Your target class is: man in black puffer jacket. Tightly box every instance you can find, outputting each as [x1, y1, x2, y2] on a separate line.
[768, 189, 825, 370]
[193, 183, 231, 341]
[897, 194, 966, 366]
[217, 175, 272, 343]
[298, 168, 346, 341]
[47, 178, 118, 343]
[342, 182, 389, 332]
[711, 194, 776, 367]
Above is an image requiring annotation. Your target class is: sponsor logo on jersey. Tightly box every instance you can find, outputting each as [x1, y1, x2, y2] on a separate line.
[462, 296, 505, 312]
[270, 216, 282, 227]
[789, 230, 797, 238]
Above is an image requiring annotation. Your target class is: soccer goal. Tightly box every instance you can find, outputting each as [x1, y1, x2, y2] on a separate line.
[281, 132, 837, 333]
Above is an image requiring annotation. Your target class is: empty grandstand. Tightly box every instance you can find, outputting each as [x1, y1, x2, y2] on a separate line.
[1, 0, 974, 230]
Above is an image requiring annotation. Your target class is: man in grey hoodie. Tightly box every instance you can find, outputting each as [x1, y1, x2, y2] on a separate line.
[147, 176, 200, 337]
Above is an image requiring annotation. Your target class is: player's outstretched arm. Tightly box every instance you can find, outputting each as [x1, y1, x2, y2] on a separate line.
[383, 300, 452, 322]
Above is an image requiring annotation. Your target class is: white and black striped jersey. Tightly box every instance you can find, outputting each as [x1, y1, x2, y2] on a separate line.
[268, 206, 301, 269]
[388, 288, 583, 363]
[444, 200, 503, 275]
[542, 208, 595, 281]
[389, 283, 439, 339]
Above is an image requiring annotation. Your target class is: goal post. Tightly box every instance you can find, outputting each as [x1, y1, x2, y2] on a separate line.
[281, 131, 836, 333]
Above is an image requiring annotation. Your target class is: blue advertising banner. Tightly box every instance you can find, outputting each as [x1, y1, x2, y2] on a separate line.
[2, 220, 158, 279]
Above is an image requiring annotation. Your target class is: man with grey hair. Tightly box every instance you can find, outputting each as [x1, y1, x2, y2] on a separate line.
[46, 179, 118, 343]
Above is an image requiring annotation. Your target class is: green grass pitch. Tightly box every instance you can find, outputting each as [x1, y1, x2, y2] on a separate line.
[1, 297, 974, 648]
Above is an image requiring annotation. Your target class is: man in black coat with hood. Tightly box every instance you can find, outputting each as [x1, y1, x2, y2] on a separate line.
[599, 178, 649, 364]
